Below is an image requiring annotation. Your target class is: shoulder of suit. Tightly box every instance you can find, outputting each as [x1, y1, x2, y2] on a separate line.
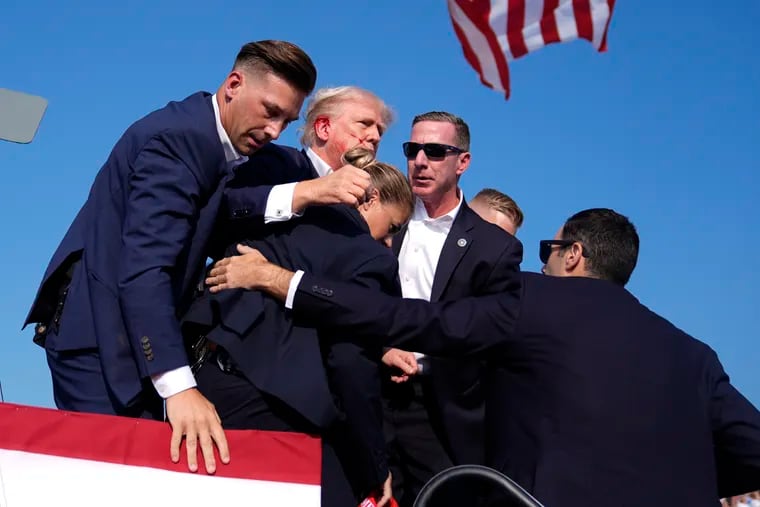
[128, 91, 220, 153]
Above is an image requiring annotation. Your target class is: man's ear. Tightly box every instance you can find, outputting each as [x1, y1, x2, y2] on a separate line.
[223, 70, 244, 101]
[314, 116, 331, 143]
[563, 242, 584, 273]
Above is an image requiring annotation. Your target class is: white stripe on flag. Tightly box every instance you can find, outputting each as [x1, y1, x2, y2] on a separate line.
[522, 0, 547, 53]
[488, 1, 514, 61]
[555, 0, 580, 42]
[449, 0, 504, 90]
[590, 0, 611, 49]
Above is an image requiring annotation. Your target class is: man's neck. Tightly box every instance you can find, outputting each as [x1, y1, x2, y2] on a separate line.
[420, 189, 460, 219]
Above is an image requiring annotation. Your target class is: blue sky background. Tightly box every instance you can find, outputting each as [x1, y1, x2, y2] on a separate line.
[1, 1, 758, 408]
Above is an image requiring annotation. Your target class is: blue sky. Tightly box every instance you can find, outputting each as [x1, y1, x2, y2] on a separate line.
[1, 1, 758, 408]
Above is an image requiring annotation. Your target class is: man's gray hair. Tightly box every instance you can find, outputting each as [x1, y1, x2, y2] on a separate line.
[299, 86, 394, 147]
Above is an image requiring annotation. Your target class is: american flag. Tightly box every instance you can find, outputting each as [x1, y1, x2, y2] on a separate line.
[448, 0, 617, 98]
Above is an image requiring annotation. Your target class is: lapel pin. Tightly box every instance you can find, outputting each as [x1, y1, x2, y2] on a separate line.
[457, 238, 467, 247]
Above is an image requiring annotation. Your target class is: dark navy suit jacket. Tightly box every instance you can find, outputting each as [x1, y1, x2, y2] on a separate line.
[25, 92, 269, 407]
[291, 272, 760, 506]
[183, 204, 398, 491]
[391, 202, 522, 465]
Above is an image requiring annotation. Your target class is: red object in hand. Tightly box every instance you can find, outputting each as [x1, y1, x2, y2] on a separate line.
[359, 495, 399, 507]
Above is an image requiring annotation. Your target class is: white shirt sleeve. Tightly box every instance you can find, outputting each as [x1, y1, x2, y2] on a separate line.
[151, 366, 197, 399]
[285, 270, 305, 309]
[265, 183, 302, 223]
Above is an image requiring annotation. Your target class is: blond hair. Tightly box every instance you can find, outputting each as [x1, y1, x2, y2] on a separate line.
[342, 146, 414, 218]
[472, 188, 524, 228]
[299, 86, 394, 147]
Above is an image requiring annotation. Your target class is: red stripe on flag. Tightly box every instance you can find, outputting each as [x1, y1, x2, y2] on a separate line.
[0, 402, 321, 485]
[449, 14, 485, 87]
[572, 0, 594, 43]
[540, 0, 561, 45]
[598, 0, 616, 52]
[507, 0, 529, 58]
[453, 0, 512, 97]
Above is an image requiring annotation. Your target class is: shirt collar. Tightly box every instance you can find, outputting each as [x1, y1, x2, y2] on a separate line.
[412, 190, 464, 224]
[306, 148, 333, 177]
[212, 93, 247, 167]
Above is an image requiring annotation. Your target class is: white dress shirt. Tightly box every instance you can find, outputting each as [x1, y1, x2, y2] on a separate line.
[285, 191, 465, 372]
[397, 195, 463, 366]
[151, 93, 248, 399]
[264, 147, 331, 222]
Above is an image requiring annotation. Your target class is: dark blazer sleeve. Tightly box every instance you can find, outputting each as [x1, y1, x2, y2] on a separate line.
[294, 272, 522, 358]
[118, 129, 218, 376]
[222, 145, 315, 221]
[708, 351, 760, 497]
[321, 252, 400, 493]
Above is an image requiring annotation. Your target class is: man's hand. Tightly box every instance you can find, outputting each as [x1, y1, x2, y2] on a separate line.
[206, 245, 294, 301]
[293, 164, 371, 211]
[378, 471, 393, 507]
[206, 244, 270, 292]
[166, 388, 229, 474]
[382, 348, 419, 383]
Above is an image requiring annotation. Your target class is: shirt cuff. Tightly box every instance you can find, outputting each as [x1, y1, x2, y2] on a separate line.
[285, 270, 305, 309]
[151, 366, 197, 399]
[265, 183, 299, 223]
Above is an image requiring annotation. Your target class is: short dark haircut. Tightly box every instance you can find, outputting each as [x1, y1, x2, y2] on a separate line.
[561, 208, 639, 286]
[233, 40, 317, 95]
[412, 111, 470, 151]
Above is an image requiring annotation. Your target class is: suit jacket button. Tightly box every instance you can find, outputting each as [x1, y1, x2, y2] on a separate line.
[145, 353, 154, 361]
[142, 342, 151, 350]
[140, 336, 150, 344]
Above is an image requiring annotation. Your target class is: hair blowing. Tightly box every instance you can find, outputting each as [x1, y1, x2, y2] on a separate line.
[233, 40, 317, 95]
[342, 146, 414, 217]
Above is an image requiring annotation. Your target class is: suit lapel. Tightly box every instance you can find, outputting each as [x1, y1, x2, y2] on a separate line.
[430, 203, 476, 302]
[391, 224, 408, 258]
[300, 149, 320, 179]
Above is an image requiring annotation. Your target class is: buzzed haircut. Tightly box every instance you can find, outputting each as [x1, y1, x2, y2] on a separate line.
[412, 111, 470, 151]
[472, 188, 524, 229]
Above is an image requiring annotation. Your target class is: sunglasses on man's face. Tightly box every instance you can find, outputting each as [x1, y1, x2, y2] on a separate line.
[539, 240, 577, 264]
[402, 142, 465, 160]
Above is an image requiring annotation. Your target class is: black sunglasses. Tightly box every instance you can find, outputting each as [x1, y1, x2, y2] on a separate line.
[402, 142, 465, 159]
[539, 239, 589, 264]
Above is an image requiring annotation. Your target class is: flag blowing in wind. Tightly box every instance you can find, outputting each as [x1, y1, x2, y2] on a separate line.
[448, 0, 617, 98]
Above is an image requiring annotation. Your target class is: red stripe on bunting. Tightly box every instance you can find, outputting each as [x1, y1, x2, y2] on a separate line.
[0, 402, 321, 485]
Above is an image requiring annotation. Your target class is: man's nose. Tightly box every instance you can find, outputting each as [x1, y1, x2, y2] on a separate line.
[364, 125, 380, 146]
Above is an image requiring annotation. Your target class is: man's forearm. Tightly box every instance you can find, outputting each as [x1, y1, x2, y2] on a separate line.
[259, 263, 296, 302]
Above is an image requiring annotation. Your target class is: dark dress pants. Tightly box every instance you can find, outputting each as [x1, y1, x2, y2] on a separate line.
[195, 357, 358, 507]
[45, 344, 163, 420]
[383, 377, 454, 507]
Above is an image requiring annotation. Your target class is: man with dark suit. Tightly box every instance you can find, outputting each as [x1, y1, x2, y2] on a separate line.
[373, 111, 521, 506]
[185, 148, 414, 506]
[23, 40, 339, 474]
[209, 208, 760, 506]
[216, 85, 393, 252]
